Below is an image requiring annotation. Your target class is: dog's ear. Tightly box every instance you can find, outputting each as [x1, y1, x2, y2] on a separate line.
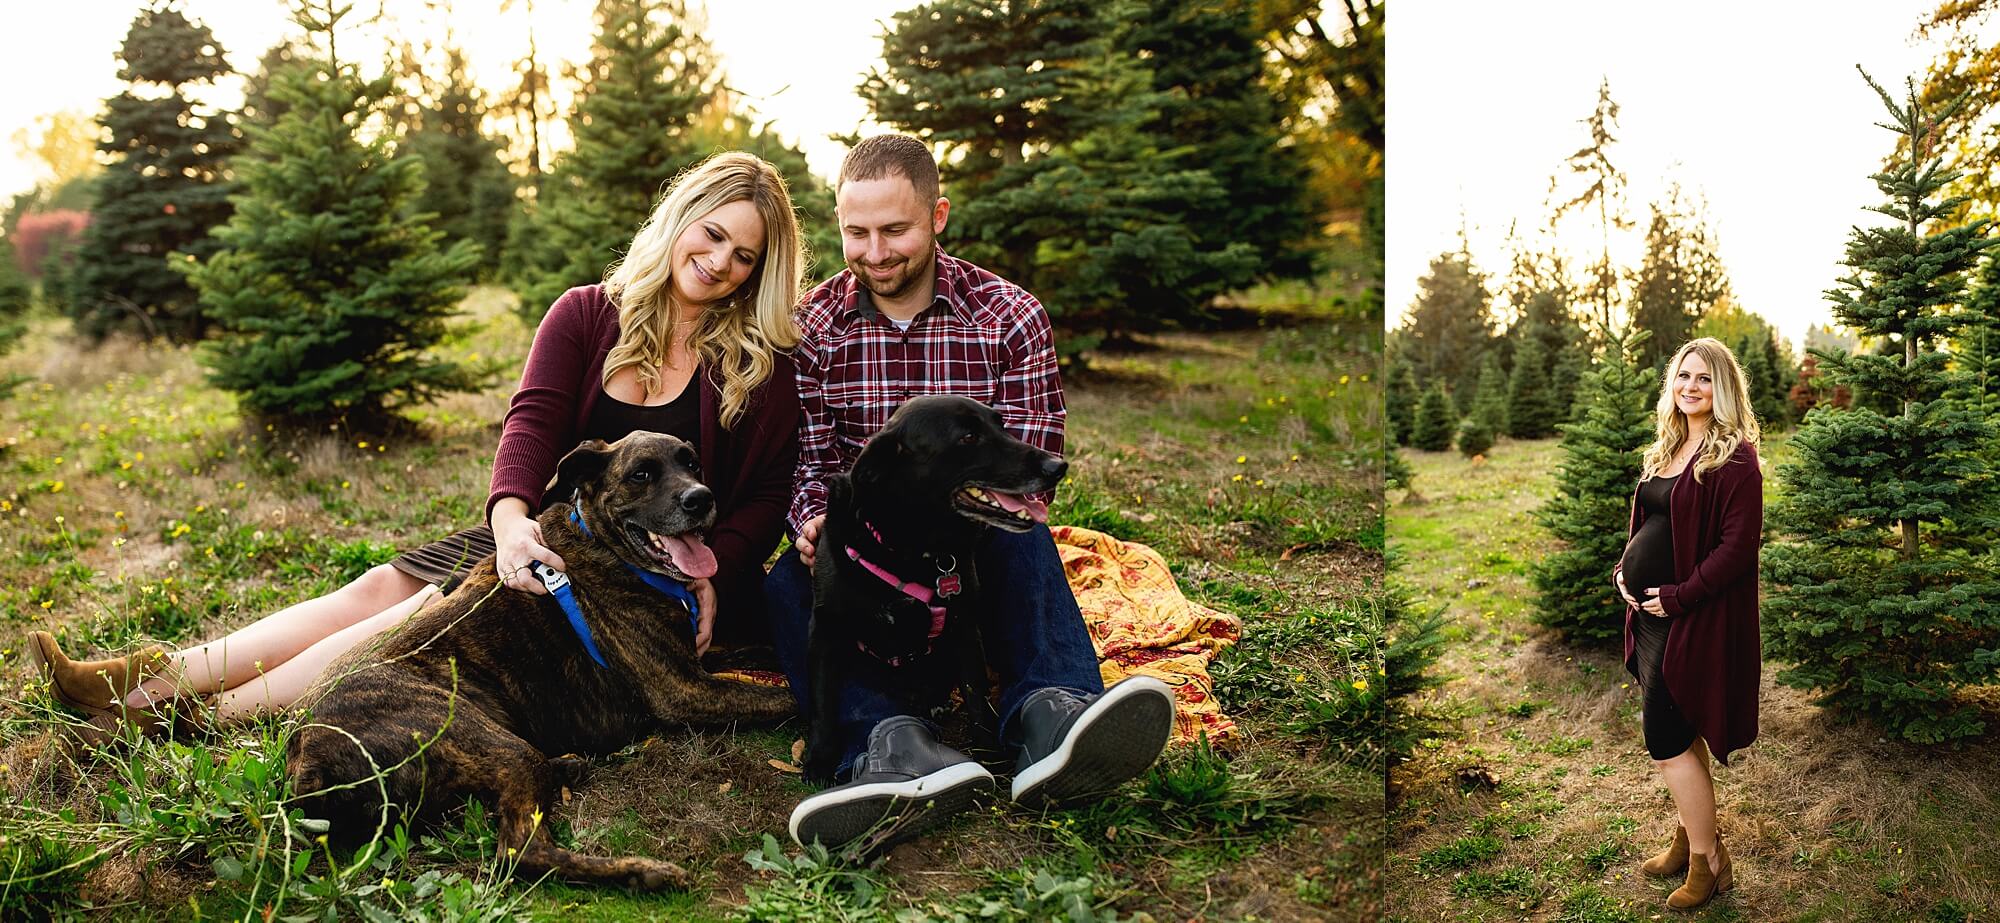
[851, 425, 902, 490]
[552, 440, 616, 498]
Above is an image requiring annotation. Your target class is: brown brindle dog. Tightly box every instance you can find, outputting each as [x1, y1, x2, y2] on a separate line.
[286, 432, 796, 890]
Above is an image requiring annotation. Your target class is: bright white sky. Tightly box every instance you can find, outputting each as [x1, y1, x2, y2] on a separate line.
[0, 0, 917, 196]
[1388, 0, 1967, 346]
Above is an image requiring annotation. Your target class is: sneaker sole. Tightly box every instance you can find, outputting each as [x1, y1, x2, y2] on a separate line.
[789, 760, 996, 850]
[1011, 677, 1175, 809]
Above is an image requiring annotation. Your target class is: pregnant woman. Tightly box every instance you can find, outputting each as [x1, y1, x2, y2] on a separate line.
[1613, 337, 1763, 911]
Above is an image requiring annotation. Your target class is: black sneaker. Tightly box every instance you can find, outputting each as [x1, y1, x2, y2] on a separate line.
[788, 715, 996, 851]
[1009, 676, 1175, 809]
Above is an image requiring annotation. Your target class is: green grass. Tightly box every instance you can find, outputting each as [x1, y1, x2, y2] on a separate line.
[0, 291, 1383, 920]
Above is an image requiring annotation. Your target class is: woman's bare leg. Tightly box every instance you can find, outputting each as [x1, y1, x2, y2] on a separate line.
[209, 584, 443, 721]
[128, 564, 427, 705]
[1654, 737, 1718, 856]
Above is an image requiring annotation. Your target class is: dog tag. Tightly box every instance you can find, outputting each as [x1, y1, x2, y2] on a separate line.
[935, 572, 962, 598]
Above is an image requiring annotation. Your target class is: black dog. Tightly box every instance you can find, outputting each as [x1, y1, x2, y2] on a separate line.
[287, 432, 796, 890]
[802, 395, 1068, 780]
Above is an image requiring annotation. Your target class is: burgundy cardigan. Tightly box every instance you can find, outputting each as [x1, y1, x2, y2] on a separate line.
[488, 285, 799, 610]
[1621, 440, 1763, 764]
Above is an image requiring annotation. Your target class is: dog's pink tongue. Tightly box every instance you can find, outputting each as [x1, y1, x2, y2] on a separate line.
[657, 533, 718, 579]
[991, 491, 1050, 523]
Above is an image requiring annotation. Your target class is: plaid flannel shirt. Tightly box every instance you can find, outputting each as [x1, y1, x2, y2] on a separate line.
[787, 247, 1066, 535]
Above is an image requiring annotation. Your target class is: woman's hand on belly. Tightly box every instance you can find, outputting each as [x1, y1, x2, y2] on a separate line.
[1615, 569, 1642, 608]
[1641, 586, 1668, 617]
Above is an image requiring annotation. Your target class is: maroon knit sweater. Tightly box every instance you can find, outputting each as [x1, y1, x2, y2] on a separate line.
[488, 285, 799, 612]
[1622, 440, 1763, 764]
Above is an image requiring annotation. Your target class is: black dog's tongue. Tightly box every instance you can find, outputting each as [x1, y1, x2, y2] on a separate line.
[656, 533, 718, 579]
[989, 491, 1049, 523]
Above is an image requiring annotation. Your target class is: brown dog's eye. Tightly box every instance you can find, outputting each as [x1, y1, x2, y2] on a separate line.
[626, 469, 652, 483]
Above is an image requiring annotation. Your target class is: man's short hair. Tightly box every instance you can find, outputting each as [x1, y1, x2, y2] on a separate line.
[839, 135, 941, 204]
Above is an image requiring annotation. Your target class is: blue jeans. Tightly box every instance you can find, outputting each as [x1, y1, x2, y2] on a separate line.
[765, 523, 1104, 778]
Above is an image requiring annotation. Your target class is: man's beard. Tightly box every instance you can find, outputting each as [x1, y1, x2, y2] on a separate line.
[851, 246, 934, 301]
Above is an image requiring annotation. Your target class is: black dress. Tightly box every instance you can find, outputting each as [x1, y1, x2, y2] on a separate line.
[390, 375, 702, 591]
[1622, 471, 1697, 760]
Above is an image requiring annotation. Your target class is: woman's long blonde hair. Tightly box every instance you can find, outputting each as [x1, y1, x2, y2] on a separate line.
[1640, 337, 1760, 482]
[602, 151, 803, 429]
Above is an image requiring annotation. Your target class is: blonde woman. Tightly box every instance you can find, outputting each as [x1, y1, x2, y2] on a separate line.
[1612, 337, 1763, 910]
[32, 151, 805, 733]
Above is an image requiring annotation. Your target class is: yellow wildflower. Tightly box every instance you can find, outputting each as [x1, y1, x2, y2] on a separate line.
[1352, 679, 1369, 691]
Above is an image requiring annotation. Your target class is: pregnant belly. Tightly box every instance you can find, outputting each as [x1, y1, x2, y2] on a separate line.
[1619, 531, 1676, 600]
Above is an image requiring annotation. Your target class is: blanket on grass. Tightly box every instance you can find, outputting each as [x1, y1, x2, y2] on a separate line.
[717, 526, 1240, 748]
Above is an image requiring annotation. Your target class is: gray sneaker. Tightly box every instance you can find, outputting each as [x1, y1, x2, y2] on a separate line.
[788, 715, 996, 851]
[1008, 676, 1175, 808]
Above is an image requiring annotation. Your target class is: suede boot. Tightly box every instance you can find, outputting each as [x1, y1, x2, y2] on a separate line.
[1668, 834, 1733, 910]
[1641, 824, 1689, 876]
[27, 630, 175, 736]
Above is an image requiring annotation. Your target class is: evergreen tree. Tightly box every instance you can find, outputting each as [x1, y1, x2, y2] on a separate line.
[242, 39, 309, 128]
[1763, 71, 2000, 743]
[1119, 0, 1317, 281]
[1553, 79, 1632, 333]
[1386, 356, 1418, 446]
[70, 4, 241, 341]
[1628, 187, 1731, 369]
[1456, 416, 1494, 457]
[1410, 382, 1456, 452]
[864, 0, 1261, 354]
[396, 45, 518, 279]
[1505, 332, 1561, 438]
[1734, 333, 1785, 428]
[510, 0, 716, 318]
[177, 1, 489, 427]
[0, 235, 29, 356]
[1469, 353, 1508, 433]
[1531, 328, 1657, 643]
[1956, 250, 2000, 419]
[1397, 247, 1493, 404]
[1551, 345, 1589, 422]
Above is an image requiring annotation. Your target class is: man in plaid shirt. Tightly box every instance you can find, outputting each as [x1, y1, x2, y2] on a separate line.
[769, 135, 1173, 852]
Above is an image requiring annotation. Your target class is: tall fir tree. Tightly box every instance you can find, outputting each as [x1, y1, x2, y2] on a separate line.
[1554, 79, 1632, 333]
[395, 45, 518, 279]
[1119, 0, 1317, 282]
[1386, 356, 1418, 446]
[1531, 328, 1657, 643]
[1410, 382, 1456, 452]
[1397, 247, 1493, 404]
[1469, 353, 1508, 433]
[1504, 331, 1561, 438]
[509, 0, 715, 318]
[1763, 71, 2000, 743]
[177, 0, 489, 427]
[1628, 187, 1731, 369]
[863, 0, 1261, 354]
[70, 4, 241, 341]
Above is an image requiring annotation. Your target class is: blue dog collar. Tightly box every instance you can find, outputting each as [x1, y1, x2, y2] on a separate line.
[535, 507, 702, 670]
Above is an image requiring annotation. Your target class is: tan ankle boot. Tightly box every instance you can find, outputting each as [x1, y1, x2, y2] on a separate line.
[1668, 835, 1733, 909]
[27, 631, 175, 735]
[1642, 824, 1689, 876]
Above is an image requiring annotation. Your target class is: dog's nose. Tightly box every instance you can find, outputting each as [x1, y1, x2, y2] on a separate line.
[679, 485, 714, 515]
[1041, 456, 1068, 482]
